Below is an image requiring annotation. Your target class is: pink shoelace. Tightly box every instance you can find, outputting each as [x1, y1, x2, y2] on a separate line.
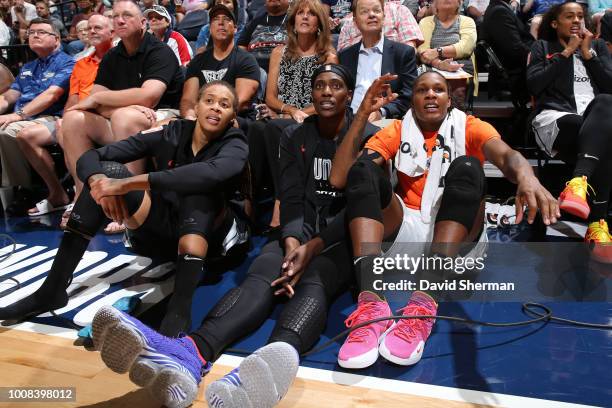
[392, 305, 435, 343]
[344, 302, 387, 343]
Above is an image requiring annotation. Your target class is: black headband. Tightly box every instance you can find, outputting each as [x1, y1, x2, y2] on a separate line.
[311, 64, 356, 91]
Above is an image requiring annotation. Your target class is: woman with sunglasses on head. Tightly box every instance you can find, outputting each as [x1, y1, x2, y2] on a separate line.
[0, 81, 249, 339]
[527, 1, 612, 263]
[89, 64, 380, 408]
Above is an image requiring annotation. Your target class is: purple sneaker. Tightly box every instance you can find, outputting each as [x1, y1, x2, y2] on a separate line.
[92, 305, 210, 408]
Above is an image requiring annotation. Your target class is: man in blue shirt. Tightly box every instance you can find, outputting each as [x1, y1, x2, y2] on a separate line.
[0, 17, 74, 201]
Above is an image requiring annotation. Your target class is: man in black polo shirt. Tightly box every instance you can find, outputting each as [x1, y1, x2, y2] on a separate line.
[60, 0, 183, 227]
[181, 4, 259, 120]
[238, 0, 288, 71]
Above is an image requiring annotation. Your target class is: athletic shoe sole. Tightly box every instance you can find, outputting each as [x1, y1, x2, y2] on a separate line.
[92, 306, 198, 408]
[206, 342, 299, 408]
[559, 199, 590, 219]
[378, 324, 424, 366]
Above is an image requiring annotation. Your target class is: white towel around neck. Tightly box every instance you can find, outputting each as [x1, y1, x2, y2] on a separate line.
[395, 109, 467, 223]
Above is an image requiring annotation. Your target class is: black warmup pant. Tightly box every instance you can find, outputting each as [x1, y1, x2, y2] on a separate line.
[247, 118, 297, 199]
[189, 238, 353, 361]
[552, 94, 612, 222]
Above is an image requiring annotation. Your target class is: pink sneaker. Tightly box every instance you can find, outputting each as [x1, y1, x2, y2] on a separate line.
[379, 291, 437, 366]
[338, 291, 392, 369]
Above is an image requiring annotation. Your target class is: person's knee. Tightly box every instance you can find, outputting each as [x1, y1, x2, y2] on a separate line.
[437, 156, 485, 229]
[268, 285, 328, 353]
[177, 234, 207, 258]
[16, 125, 50, 147]
[247, 252, 284, 284]
[110, 107, 151, 136]
[62, 110, 86, 130]
[592, 94, 612, 110]
[345, 160, 392, 222]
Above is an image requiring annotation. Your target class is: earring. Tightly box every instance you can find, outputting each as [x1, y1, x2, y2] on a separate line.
[317, 28, 321, 35]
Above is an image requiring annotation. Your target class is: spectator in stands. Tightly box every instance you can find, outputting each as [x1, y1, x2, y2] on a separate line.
[65, 0, 96, 54]
[73, 19, 95, 59]
[466, 0, 489, 25]
[182, 3, 259, 119]
[527, 1, 612, 262]
[145, 5, 192, 65]
[0, 18, 9, 46]
[15, 14, 113, 218]
[418, 0, 477, 74]
[0, 18, 74, 215]
[590, 1, 612, 35]
[0, 0, 11, 29]
[322, 0, 353, 35]
[176, 0, 208, 22]
[195, 0, 244, 53]
[238, 0, 289, 71]
[251, 0, 337, 228]
[60, 0, 182, 233]
[523, 0, 565, 38]
[338, 0, 423, 50]
[35, 0, 67, 38]
[482, 0, 534, 103]
[601, 11, 612, 52]
[12, 0, 38, 42]
[339, 0, 417, 121]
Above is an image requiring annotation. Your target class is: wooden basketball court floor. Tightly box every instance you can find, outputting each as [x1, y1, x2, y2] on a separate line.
[0, 327, 486, 408]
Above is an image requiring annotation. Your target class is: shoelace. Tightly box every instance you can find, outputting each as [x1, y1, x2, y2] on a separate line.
[565, 176, 595, 200]
[585, 220, 612, 243]
[392, 304, 435, 343]
[344, 302, 387, 343]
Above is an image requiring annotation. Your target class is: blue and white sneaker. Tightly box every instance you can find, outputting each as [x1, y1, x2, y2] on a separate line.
[206, 342, 299, 408]
[92, 305, 211, 408]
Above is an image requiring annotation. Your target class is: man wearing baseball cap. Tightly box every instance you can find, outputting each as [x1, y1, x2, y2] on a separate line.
[145, 4, 192, 66]
[181, 2, 260, 119]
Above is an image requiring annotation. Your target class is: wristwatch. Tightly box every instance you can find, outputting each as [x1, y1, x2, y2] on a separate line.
[15, 107, 26, 119]
[437, 47, 444, 59]
[379, 107, 388, 118]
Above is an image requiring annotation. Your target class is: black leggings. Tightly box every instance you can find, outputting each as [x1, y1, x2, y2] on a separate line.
[247, 118, 297, 199]
[189, 238, 353, 361]
[552, 94, 612, 221]
[68, 161, 224, 258]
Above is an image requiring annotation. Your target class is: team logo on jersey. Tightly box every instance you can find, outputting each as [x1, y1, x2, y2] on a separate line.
[201, 68, 228, 83]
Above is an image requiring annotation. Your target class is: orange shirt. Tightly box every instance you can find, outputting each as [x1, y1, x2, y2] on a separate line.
[69, 54, 100, 101]
[365, 115, 500, 210]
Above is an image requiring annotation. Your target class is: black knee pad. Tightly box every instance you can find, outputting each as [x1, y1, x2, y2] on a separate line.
[207, 287, 242, 318]
[101, 161, 132, 179]
[345, 159, 393, 223]
[268, 288, 327, 354]
[436, 156, 486, 230]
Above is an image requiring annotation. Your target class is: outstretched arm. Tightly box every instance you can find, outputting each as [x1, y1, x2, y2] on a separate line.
[483, 137, 559, 225]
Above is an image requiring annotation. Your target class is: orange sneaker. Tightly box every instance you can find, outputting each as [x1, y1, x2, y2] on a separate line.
[559, 176, 592, 219]
[585, 220, 612, 264]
